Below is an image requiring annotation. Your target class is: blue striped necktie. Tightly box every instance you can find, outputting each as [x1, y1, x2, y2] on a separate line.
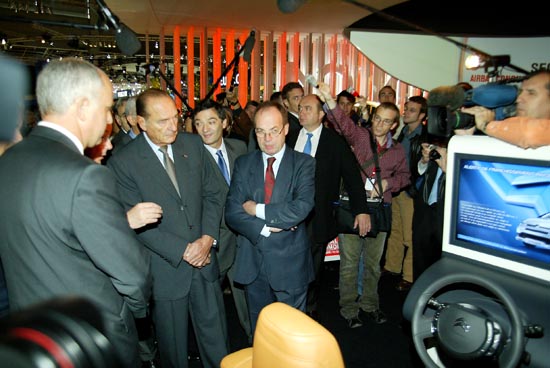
[217, 150, 230, 185]
[303, 132, 313, 155]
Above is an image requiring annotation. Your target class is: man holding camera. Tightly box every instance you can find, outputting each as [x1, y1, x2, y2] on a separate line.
[462, 70, 550, 148]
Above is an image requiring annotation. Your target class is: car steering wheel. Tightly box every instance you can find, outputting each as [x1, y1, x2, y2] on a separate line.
[411, 273, 524, 368]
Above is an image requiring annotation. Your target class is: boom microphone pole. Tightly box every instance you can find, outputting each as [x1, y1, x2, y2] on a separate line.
[146, 63, 192, 114]
[202, 30, 256, 103]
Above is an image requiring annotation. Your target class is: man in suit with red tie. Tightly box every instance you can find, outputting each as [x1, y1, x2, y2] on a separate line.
[225, 101, 316, 334]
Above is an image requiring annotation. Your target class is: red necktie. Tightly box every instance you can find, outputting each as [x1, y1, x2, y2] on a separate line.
[264, 157, 276, 204]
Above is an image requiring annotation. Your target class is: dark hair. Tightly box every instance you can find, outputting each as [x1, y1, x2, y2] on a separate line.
[281, 82, 303, 99]
[244, 100, 259, 109]
[255, 101, 289, 127]
[407, 95, 428, 121]
[337, 90, 356, 104]
[270, 91, 282, 102]
[215, 92, 227, 102]
[136, 88, 170, 119]
[192, 99, 227, 120]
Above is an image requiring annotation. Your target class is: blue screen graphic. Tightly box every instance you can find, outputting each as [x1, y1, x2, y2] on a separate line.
[454, 158, 550, 268]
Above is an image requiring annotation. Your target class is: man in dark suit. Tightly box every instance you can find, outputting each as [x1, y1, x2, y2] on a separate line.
[287, 94, 369, 319]
[0, 59, 152, 368]
[110, 96, 132, 148]
[107, 89, 229, 368]
[192, 99, 252, 342]
[225, 101, 316, 333]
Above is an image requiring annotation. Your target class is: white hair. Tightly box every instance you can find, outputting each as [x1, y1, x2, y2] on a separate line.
[36, 58, 104, 117]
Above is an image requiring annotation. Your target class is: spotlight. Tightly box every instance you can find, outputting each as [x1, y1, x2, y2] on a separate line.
[465, 54, 510, 71]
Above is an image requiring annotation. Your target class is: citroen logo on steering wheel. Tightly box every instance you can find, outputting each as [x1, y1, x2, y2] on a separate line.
[453, 317, 471, 332]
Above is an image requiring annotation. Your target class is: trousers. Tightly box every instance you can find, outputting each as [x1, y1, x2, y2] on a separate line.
[338, 231, 387, 319]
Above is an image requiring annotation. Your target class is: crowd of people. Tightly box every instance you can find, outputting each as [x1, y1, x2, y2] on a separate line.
[0, 52, 549, 368]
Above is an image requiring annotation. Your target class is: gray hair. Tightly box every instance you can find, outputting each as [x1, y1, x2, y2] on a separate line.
[124, 96, 137, 116]
[36, 58, 105, 117]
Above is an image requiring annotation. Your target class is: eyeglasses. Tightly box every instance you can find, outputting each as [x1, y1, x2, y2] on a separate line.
[372, 115, 394, 126]
[255, 127, 284, 138]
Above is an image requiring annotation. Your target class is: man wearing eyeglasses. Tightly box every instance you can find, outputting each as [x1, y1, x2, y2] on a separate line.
[318, 84, 409, 328]
[225, 101, 316, 335]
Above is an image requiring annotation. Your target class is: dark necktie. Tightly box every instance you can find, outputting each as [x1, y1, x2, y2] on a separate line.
[159, 145, 180, 196]
[216, 150, 230, 185]
[264, 157, 276, 204]
[303, 132, 313, 155]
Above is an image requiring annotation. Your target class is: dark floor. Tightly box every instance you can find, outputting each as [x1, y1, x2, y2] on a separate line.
[198, 261, 424, 368]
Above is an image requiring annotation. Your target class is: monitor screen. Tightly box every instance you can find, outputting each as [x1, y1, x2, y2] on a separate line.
[443, 135, 550, 283]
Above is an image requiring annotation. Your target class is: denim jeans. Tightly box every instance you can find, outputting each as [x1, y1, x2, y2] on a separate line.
[338, 231, 387, 319]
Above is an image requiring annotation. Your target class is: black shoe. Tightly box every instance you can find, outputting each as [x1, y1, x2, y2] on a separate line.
[396, 279, 412, 292]
[346, 316, 363, 328]
[362, 309, 387, 324]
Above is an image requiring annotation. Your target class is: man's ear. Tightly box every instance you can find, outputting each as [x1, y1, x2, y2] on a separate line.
[75, 96, 89, 122]
[137, 116, 147, 131]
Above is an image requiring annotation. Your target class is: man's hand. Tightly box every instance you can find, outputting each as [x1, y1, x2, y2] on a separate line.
[183, 235, 214, 268]
[461, 106, 495, 132]
[242, 200, 257, 216]
[126, 202, 163, 229]
[317, 82, 337, 109]
[354, 213, 370, 237]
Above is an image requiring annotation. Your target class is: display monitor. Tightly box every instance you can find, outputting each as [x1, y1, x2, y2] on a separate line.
[443, 135, 550, 283]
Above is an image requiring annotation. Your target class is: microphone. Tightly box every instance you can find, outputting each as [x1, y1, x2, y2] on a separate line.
[96, 0, 141, 56]
[427, 85, 465, 111]
[242, 30, 256, 64]
[305, 75, 319, 88]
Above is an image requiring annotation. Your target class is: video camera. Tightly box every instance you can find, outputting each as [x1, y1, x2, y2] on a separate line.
[427, 82, 519, 137]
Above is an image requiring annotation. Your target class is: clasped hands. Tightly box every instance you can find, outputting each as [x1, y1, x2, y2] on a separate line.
[183, 235, 214, 268]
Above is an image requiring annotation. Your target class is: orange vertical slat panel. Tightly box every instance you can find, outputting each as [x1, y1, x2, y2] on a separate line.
[173, 26, 182, 113]
[213, 28, 222, 98]
[292, 32, 299, 82]
[187, 27, 195, 109]
[226, 30, 235, 91]
[369, 61, 375, 101]
[199, 28, 207, 100]
[329, 35, 337, 96]
[238, 31, 248, 106]
[159, 29, 166, 91]
[279, 32, 287, 90]
[250, 31, 261, 102]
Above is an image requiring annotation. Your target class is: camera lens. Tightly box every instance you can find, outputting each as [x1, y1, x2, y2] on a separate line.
[429, 149, 441, 161]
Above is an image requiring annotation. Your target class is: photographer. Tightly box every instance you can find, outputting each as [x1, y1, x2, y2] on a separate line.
[412, 127, 474, 281]
[462, 70, 550, 148]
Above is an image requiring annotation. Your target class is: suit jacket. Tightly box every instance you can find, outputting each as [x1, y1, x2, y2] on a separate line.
[287, 127, 368, 243]
[107, 132, 225, 300]
[111, 129, 132, 148]
[204, 138, 247, 277]
[225, 146, 316, 290]
[0, 125, 152, 365]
